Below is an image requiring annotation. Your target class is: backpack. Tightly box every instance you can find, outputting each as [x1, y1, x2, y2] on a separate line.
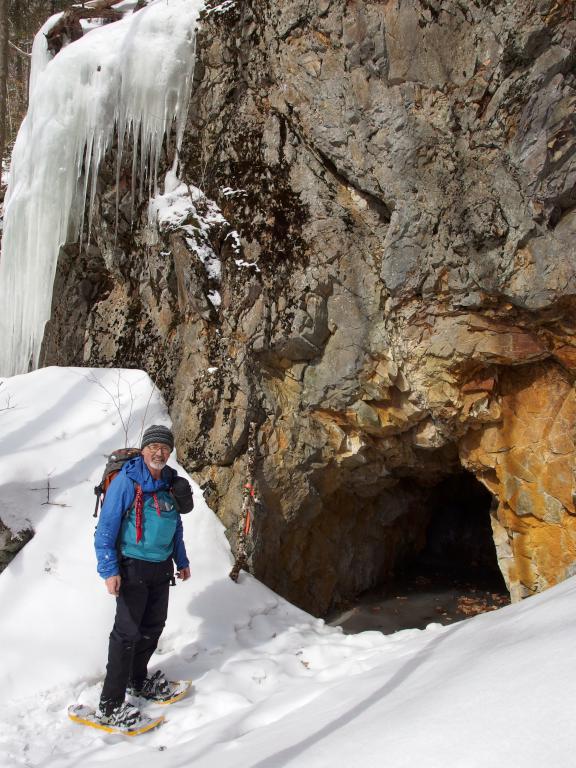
[93, 447, 194, 518]
[93, 447, 142, 518]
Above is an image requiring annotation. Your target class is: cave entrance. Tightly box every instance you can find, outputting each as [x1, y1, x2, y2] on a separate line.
[329, 470, 510, 634]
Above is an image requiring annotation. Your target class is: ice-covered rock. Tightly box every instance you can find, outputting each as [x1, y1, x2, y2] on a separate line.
[0, 0, 204, 377]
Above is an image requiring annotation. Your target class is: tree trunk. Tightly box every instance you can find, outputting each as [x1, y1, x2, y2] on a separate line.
[45, 2, 123, 57]
[0, 0, 8, 178]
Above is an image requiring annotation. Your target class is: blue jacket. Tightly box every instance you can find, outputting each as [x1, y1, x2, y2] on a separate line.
[94, 456, 190, 579]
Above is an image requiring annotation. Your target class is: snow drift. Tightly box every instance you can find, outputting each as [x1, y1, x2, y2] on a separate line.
[1, 367, 576, 767]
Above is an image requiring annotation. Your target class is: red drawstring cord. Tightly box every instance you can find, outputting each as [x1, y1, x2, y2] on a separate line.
[135, 485, 144, 543]
[243, 484, 255, 535]
[135, 488, 161, 543]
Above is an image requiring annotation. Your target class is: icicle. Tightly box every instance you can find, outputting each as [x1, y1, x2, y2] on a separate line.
[0, 0, 204, 376]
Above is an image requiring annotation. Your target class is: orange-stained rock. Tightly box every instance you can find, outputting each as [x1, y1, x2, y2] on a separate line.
[551, 343, 576, 371]
[423, 313, 549, 367]
[462, 376, 496, 393]
[460, 362, 576, 600]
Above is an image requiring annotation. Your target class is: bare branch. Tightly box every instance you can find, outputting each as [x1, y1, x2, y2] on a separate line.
[139, 360, 167, 445]
[82, 370, 135, 447]
[9, 41, 30, 58]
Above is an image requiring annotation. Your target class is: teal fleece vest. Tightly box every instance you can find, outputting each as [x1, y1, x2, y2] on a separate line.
[120, 490, 178, 562]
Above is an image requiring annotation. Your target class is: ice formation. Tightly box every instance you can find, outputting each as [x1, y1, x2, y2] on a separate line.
[0, 0, 205, 377]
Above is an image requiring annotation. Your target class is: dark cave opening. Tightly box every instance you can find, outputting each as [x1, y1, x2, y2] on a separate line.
[407, 472, 505, 586]
[329, 470, 510, 634]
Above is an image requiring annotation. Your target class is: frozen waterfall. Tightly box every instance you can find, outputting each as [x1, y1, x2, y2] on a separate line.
[0, 0, 205, 376]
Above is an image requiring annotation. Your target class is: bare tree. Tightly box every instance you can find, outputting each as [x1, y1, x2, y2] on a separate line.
[0, 0, 8, 176]
[1, 1, 96, 172]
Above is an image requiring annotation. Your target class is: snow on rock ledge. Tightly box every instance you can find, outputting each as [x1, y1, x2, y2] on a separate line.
[0, 0, 205, 377]
[148, 176, 243, 308]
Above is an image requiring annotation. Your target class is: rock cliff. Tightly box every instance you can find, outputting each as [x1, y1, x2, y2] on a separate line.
[42, 0, 576, 614]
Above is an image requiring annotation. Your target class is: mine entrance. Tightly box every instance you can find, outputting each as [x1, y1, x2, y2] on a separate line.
[329, 471, 510, 634]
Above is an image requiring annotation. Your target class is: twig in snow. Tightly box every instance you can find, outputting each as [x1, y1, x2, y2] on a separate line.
[30, 475, 69, 507]
[0, 381, 15, 413]
[83, 370, 136, 447]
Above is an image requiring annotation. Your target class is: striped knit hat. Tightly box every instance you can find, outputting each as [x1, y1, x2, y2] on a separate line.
[141, 424, 174, 451]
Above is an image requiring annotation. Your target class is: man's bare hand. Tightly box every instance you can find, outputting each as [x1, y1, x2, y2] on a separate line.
[105, 575, 121, 596]
[177, 567, 190, 581]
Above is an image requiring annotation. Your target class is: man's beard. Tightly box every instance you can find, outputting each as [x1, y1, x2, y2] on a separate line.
[149, 459, 167, 470]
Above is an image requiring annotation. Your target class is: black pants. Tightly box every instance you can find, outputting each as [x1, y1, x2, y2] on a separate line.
[100, 557, 173, 708]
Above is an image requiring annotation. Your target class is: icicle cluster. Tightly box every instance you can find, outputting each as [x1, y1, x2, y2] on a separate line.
[0, 0, 204, 377]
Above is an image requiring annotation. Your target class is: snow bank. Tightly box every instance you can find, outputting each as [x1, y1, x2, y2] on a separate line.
[0, 0, 204, 377]
[1, 367, 576, 768]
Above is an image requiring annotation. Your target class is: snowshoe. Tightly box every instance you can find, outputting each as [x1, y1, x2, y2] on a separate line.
[68, 702, 164, 736]
[128, 670, 192, 705]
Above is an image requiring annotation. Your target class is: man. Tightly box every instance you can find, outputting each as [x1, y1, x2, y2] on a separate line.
[94, 424, 192, 728]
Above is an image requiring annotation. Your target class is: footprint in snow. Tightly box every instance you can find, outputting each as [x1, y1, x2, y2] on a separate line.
[181, 642, 201, 662]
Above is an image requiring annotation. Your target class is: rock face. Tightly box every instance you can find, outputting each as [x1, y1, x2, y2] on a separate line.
[0, 519, 33, 574]
[42, 0, 576, 614]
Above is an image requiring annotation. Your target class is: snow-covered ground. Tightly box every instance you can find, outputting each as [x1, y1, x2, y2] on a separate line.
[1, 367, 575, 768]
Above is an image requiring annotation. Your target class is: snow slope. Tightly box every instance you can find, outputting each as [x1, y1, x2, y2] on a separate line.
[1, 368, 575, 768]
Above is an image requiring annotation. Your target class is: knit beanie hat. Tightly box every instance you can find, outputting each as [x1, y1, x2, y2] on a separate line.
[141, 424, 174, 451]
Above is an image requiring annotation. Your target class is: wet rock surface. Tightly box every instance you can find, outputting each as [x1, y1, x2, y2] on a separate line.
[42, 0, 576, 615]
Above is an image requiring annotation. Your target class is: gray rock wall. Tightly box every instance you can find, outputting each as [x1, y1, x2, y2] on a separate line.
[43, 0, 576, 614]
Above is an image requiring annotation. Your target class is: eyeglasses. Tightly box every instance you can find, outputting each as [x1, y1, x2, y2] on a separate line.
[144, 443, 171, 456]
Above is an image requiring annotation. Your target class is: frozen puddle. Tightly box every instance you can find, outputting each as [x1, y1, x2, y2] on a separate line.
[328, 566, 511, 634]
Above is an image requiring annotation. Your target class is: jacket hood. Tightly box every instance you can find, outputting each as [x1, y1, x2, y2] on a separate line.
[122, 455, 176, 491]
